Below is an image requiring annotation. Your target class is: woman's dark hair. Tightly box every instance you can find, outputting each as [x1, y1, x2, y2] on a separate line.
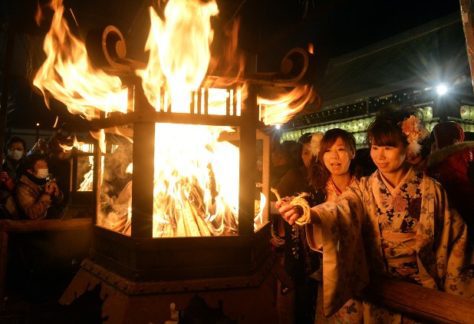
[295, 132, 317, 168]
[353, 148, 377, 178]
[298, 132, 313, 145]
[366, 105, 421, 147]
[5, 136, 27, 153]
[308, 128, 356, 191]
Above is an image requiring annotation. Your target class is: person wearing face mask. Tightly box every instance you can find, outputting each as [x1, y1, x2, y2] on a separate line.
[0, 137, 26, 218]
[15, 154, 63, 220]
[2, 136, 27, 181]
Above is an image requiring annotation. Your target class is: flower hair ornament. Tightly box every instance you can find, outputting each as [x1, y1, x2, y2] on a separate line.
[399, 115, 430, 157]
[310, 132, 324, 157]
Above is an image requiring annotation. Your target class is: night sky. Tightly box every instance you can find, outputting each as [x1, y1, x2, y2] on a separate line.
[0, 0, 463, 129]
[238, 0, 461, 74]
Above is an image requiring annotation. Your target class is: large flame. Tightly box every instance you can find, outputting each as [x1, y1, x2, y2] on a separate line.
[258, 85, 316, 125]
[33, 0, 128, 119]
[152, 124, 239, 237]
[33, 0, 315, 237]
[137, 0, 218, 111]
[138, 1, 241, 236]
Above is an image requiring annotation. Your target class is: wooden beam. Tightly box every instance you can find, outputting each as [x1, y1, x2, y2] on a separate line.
[0, 218, 92, 233]
[366, 278, 474, 323]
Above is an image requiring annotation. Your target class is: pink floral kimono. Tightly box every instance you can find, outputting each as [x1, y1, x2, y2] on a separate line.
[306, 168, 473, 322]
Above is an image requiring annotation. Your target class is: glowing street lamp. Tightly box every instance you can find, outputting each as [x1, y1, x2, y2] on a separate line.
[436, 83, 449, 96]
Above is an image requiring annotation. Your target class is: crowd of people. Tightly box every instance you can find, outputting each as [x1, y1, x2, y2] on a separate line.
[270, 107, 474, 323]
[1, 107, 473, 322]
[0, 135, 66, 220]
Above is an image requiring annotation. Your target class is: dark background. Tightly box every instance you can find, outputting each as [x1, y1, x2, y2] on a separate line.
[0, 0, 462, 130]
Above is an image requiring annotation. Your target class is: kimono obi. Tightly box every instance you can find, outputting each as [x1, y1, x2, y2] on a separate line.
[381, 230, 419, 280]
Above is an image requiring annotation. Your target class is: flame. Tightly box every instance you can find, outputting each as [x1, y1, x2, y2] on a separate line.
[137, 0, 218, 111]
[33, 0, 296, 237]
[152, 124, 239, 237]
[33, 0, 128, 120]
[207, 19, 245, 83]
[258, 85, 315, 125]
[55, 135, 95, 192]
[58, 136, 93, 152]
[78, 156, 94, 192]
[136, 0, 242, 237]
[254, 192, 266, 231]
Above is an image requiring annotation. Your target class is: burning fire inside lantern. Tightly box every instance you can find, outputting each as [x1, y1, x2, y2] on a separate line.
[33, 0, 315, 238]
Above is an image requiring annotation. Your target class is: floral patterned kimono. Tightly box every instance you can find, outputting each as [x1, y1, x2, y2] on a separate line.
[306, 168, 473, 323]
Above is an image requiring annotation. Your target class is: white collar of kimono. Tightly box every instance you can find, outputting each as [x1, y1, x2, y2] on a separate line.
[377, 167, 414, 196]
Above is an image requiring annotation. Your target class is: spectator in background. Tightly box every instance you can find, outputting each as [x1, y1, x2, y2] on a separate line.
[27, 129, 75, 207]
[0, 151, 18, 218]
[273, 132, 323, 324]
[406, 136, 431, 172]
[270, 140, 299, 189]
[352, 147, 377, 179]
[16, 154, 64, 220]
[276, 132, 324, 197]
[46, 129, 73, 206]
[0, 136, 27, 218]
[427, 121, 474, 241]
[3, 136, 27, 180]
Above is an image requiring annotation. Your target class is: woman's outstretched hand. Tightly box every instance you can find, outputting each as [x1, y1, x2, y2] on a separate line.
[276, 198, 303, 225]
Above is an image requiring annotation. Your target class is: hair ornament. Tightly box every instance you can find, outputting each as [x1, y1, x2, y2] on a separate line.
[399, 115, 429, 157]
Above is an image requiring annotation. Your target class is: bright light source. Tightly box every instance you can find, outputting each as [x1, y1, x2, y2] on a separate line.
[275, 124, 281, 130]
[436, 83, 448, 96]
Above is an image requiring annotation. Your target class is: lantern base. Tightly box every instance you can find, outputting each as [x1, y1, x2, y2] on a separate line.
[60, 256, 277, 323]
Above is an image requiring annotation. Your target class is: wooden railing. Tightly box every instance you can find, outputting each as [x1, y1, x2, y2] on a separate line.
[365, 278, 474, 323]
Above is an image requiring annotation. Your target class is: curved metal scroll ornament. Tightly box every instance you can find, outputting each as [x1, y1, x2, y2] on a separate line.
[280, 48, 310, 83]
[101, 26, 127, 67]
[244, 47, 316, 87]
[86, 25, 141, 74]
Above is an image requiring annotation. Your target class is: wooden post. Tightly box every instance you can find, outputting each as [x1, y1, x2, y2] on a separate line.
[0, 25, 14, 154]
[239, 84, 258, 236]
[131, 81, 155, 238]
[0, 229, 8, 304]
[460, 0, 474, 93]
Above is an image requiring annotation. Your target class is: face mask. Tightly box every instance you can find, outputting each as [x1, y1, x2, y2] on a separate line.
[7, 149, 23, 161]
[35, 168, 49, 179]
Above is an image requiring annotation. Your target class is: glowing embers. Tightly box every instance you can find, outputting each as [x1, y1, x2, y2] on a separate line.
[152, 123, 239, 237]
[95, 120, 268, 238]
[33, 0, 128, 118]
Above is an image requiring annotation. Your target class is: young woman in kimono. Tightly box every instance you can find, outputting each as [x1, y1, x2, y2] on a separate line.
[277, 109, 474, 323]
[304, 128, 362, 323]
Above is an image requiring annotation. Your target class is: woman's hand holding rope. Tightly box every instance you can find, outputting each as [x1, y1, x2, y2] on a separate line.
[271, 188, 311, 226]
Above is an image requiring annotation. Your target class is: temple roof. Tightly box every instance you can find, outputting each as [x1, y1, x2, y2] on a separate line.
[317, 13, 471, 109]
